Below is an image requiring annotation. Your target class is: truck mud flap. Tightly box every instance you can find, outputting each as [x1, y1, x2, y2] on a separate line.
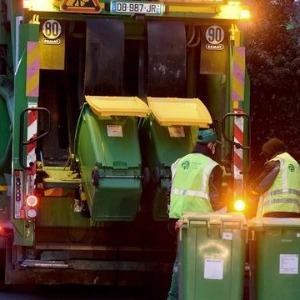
[147, 21, 186, 97]
[85, 19, 124, 95]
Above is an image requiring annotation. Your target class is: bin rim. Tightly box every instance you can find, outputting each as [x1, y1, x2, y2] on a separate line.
[248, 217, 300, 229]
[182, 212, 247, 224]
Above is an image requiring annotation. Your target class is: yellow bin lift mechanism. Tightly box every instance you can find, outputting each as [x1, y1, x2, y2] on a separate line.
[85, 95, 213, 127]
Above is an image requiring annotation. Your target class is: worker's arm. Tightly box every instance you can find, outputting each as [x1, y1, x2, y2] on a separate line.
[249, 160, 280, 195]
[209, 165, 226, 211]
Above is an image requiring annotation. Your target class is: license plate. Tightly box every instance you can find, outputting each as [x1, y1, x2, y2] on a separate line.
[111, 2, 165, 15]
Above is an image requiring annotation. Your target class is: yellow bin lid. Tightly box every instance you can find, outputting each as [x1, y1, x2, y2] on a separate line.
[147, 97, 212, 126]
[85, 96, 150, 117]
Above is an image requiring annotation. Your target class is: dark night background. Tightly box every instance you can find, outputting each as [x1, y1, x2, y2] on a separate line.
[246, 0, 300, 165]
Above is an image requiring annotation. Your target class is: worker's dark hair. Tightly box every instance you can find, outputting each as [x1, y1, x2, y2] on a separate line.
[261, 138, 286, 160]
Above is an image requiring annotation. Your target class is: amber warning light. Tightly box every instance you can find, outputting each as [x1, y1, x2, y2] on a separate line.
[234, 198, 246, 212]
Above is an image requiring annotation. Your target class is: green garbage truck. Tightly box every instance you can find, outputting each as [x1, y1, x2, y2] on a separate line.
[0, 0, 250, 288]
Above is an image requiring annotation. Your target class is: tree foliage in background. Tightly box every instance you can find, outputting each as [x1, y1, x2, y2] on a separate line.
[246, 0, 300, 161]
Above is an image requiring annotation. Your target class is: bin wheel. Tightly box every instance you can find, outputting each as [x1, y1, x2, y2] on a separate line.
[142, 167, 150, 186]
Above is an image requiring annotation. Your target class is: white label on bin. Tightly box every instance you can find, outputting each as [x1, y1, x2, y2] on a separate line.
[279, 254, 299, 274]
[168, 126, 185, 138]
[222, 232, 233, 240]
[107, 125, 123, 137]
[204, 259, 224, 280]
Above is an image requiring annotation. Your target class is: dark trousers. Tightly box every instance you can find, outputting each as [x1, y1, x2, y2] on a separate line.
[167, 254, 179, 300]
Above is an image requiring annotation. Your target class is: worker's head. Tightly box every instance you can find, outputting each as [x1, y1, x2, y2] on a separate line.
[197, 128, 218, 154]
[197, 128, 218, 144]
[261, 137, 286, 160]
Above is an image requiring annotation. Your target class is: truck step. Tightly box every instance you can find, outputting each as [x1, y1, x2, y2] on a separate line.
[21, 259, 69, 269]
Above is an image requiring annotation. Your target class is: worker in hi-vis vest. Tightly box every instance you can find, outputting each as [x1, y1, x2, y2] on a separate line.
[167, 128, 226, 300]
[250, 137, 300, 218]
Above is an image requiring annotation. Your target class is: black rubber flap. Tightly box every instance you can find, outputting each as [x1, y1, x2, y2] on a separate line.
[147, 21, 186, 97]
[85, 19, 124, 95]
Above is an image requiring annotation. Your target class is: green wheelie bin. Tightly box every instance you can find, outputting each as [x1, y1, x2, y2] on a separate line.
[75, 96, 150, 221]
[248, 217, 300, 300]
[179, 212, 248, 300]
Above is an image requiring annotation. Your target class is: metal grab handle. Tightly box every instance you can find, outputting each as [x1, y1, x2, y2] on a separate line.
[222, 112, 250, 150]
[19, 107, 51, 170]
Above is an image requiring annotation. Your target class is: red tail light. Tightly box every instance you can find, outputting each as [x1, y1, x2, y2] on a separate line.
[25, 195, 38, 218]
[26, 195, 38, 207]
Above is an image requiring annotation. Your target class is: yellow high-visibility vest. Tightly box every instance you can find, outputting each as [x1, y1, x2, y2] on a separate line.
[257, 152, 300, 217]
[169, 153, 218, 219]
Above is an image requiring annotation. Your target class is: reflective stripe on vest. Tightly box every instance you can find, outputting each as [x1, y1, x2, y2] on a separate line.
[264, 198, 300, 209]
[266, 188, 300, 198]
[171, 188, 209, 199]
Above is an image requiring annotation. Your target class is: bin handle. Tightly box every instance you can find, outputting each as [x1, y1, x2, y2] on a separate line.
[186, 219, 221, 238]
[184, 218, 247, 239]
[221, 220, 247, 230]
[185, 219, 210, 228]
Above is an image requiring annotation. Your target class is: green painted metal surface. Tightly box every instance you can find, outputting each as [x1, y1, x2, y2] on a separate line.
[75, 103, 142, 221]
[37, 196, 90, 228]
[180, 213, 247, 300]
[12, 23, 39, 171]
[0, 95, 11, 173]
[13, 219, 35, 246]
[10, 22, 40, 246]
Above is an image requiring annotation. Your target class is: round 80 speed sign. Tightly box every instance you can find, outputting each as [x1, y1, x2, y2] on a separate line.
[42, 20, 62, 40]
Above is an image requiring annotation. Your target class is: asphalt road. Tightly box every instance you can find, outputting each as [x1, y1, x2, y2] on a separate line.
[0, 285, 158, 300]
[0, 280, 250, 299]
